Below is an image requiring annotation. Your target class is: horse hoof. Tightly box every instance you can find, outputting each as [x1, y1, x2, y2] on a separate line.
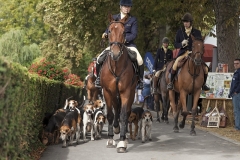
[114, 126, 120, 134]
[142, 141, 145, 143]
[179, 123, 185, 129]
[106, 139, 116, 148]
[156, 118, 161, 123]
[149, 138, 152, 141]
[173, 127, 179, 133]
[181, 111, 189, 116]
[165, 120, 169, 124]
[117, 147, 127, 153]
[62, 145, 67, 148]
[190, 131, 196, 136]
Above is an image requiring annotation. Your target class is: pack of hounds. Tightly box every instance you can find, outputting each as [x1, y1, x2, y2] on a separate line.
[41, 97, 153, 148]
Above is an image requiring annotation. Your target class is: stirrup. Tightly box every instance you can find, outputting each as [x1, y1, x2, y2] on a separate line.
[137, 81, 143, 89]
[202, 85, 210, 91]
[95, 77, 101, 88]
[167, 82, 174, 90]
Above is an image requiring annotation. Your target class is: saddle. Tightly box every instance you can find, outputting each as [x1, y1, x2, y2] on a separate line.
[98, 49, 138, 74]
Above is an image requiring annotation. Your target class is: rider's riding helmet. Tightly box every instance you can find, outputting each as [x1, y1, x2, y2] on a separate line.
[119, 0, 132, 7]
[92, 57, 97, 61]
[162, 37, 169, 44]
[181, 12, 193, 22]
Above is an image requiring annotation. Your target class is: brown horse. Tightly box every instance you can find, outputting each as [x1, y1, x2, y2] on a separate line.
[86, 73, 101, 101]
[166, 35, 205, 135]
[100, 15, 138, 153]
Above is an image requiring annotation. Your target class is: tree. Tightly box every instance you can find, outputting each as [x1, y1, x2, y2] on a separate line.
[0, 0, 48, 45]
[212, 0, 240, 72]
[0, 30, 42, 67]
[37, 0, 215, 77]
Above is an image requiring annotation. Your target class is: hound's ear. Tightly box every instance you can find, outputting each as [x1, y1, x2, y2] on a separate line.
[150, 115, 153, 122]
[142, 113, 145, 119]
[75, 101, 78, 106]
[103, 116, 106, 124]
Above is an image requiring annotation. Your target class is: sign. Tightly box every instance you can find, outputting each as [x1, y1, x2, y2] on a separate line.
[144, 52, 154, 73]
[200, 72, 232, 99]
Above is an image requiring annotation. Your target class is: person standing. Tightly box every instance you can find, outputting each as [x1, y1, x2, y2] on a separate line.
[152, 37, 173, 94]
[229, 58, 240, 131]
[167, 12, 210, 91]
[95, 0, 144, 89]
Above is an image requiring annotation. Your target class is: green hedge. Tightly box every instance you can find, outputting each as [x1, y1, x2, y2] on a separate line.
[0, 57, 83, 160]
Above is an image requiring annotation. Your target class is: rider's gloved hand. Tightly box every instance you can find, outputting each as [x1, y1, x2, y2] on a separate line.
[102, 33, 108, 39]
[182, 39, 188, 48]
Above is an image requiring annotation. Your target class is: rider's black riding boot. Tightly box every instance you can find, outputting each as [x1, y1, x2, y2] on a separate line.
[167, 69, 176, 90]
[202, 74, 210, 91]
[83, 78, 87, 89]
[137, 64, 144, 89]
[152, 75, 158, 94]
[95, 63, 102, 88]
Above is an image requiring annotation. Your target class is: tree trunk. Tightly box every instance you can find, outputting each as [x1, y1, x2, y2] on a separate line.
[212, 0, 240, 72]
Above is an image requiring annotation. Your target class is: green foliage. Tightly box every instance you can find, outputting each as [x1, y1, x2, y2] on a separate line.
[0, 56, 83, 159]
[38, 0, 215, 70]
[0, 30, 42, 67]
[0, 0, 48, 45]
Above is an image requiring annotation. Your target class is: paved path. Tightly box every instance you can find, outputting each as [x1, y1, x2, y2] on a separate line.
[40, 106, 240, 160]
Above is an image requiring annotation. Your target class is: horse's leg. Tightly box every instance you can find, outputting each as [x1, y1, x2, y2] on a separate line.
[112, 100, 120, 134]
[180, 91, 189, 115]
[87, 89, 91, 100]
[169, 90, 179, 132]
[116, 102, 130, 153]
[190, 91, 201, 136]
[104, 91, 116, 148]
[162, 92, 169, 124]
[154, 94, 161, 122]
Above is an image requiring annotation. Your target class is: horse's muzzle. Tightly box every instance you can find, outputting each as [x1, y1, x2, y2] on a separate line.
[110, 51, 121, 61]
[194, 59, 202, 66]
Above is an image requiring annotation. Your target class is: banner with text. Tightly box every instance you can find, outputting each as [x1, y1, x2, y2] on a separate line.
[144, 52, 154, 73]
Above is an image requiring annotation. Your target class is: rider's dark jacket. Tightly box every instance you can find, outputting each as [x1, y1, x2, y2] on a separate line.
[175, 27, 202, 57]
[104, 13, 137, 48]
[153, 47, 173, 71]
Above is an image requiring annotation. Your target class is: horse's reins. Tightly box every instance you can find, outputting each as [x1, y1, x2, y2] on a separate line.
[107, 21, 128, 104]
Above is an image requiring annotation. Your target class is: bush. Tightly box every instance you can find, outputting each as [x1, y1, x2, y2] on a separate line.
[28, 58, 69, 81]
[28, 58, 84, 87]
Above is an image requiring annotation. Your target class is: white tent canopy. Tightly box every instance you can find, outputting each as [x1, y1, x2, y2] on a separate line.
[204, 25, 217, 47]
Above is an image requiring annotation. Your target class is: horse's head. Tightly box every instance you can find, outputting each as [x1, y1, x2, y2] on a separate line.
[107, 14, 128, 61]
[191, 35, 204, 65]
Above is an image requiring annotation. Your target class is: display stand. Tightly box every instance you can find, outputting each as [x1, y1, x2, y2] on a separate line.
[206, 98, 226, 128]
[206, 98, 226, 111]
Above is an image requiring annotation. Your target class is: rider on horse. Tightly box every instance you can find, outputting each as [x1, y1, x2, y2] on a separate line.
[152, 37, 173, 94]
[95, 0, 144, 89]
[167, 12, 210, 91]
[84, 57, 97, 88]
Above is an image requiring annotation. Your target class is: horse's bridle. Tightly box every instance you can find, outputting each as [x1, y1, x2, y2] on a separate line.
[108, 21, 126, 61]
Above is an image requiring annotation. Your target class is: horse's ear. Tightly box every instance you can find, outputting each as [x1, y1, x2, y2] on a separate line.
[108, 13, 114, 23]
[202, 35, 206, 41]
[191, 34, 195, 41]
